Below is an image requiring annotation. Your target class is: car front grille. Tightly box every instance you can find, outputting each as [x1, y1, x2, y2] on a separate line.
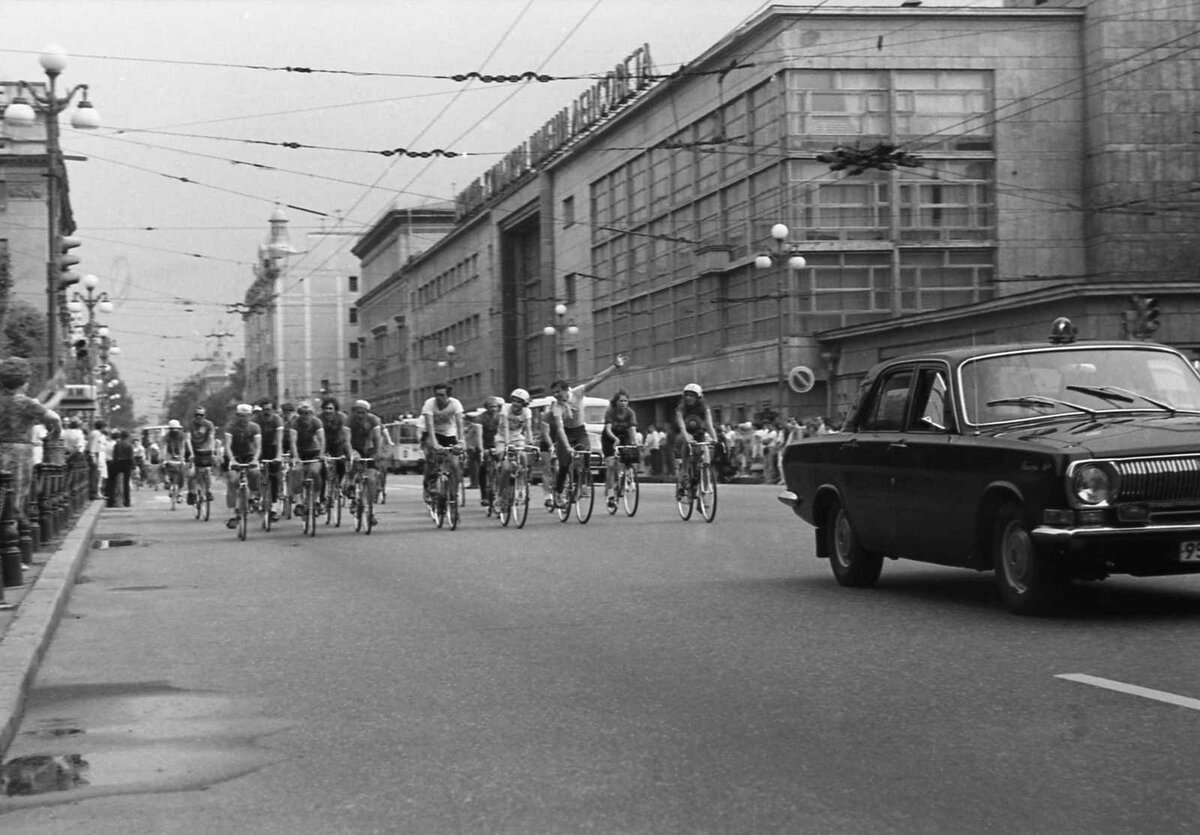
[1115, 456, 1200, 503]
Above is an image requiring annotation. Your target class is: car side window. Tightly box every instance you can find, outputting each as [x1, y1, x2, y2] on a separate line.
[863, 368, 913, 431]
[909, 368, 951, 433]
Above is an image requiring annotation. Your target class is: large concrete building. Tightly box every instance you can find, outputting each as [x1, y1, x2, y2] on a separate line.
[354, 0, 1200, 427]
[242, 206, 358, 406]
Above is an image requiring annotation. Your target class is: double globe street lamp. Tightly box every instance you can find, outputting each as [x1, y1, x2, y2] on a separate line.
[543, 303, 579, 380]
[3, 45, 101, 376]
[754, 223, 808, 414]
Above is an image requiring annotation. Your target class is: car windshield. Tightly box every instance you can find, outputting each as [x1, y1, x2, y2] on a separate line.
[959, 346, 1200, 425]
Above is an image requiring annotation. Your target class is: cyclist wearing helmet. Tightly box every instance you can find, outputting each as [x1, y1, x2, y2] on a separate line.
[548, 354, 628, 507]
[602, 389, 638, 512]
[498, 388, 535, 475]
[674, 383, 718, 497]
[476, 395, 504, 505]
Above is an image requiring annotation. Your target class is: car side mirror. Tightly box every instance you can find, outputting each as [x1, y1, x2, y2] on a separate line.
[919, 415, 946, 432]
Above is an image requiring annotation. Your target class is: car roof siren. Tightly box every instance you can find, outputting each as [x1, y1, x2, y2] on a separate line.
[1048, 316, 1077, 345]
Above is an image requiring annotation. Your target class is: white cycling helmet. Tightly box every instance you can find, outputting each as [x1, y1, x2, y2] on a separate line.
[509, 388, 530, 405]
[683, 383, 703, 397]
[167, 419, 182, 429]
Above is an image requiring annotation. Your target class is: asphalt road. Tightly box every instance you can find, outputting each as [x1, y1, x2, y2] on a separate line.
[2, 475, 1200, 833]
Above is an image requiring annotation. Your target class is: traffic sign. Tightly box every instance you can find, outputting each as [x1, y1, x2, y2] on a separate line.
[788, 365, 815, 394]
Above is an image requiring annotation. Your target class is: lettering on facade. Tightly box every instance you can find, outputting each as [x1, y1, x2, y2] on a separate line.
[7, 183, 43, 200]
[454, 44, 655, 221]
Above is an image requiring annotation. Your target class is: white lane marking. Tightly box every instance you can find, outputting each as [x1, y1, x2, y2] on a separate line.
[1056, 673, 1200, 711]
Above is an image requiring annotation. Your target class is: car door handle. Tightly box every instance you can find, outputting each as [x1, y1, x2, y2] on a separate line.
[839, 439, 858, 450]
[888, 441, 908, 451]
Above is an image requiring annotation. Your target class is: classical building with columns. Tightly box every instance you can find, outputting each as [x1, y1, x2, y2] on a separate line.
[353, 0, 1200, 427]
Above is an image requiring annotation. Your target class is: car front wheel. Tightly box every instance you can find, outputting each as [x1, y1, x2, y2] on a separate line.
[825, 499, 883, 588]
[993, 503, 1069, 615]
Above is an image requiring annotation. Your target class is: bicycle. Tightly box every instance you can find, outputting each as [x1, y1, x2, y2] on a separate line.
[555, 449, 595, 524]
[676, 440, 717, 523]
[349, 456, 377, 535]
[229, 461, 259, 541]
[296, 457, 321, 537]
[607, 444, 640, 517]
[278, 454, 293, 521]
[480, 449, 501, 517]
[324, 455, 346, 528]
[426, 446, 462, 530]
[259, 458, 280, 532]
[497, 445, 533, 529]
[163, 459, 185, 511]
[192, 462, 212, 522]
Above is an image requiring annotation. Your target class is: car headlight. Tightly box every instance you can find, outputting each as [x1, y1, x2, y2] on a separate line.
[1072, 463, 1111, 505]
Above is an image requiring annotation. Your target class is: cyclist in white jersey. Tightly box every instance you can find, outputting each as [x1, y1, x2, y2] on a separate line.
[498, 388, 534, 471]
[420, 382, 465, 501]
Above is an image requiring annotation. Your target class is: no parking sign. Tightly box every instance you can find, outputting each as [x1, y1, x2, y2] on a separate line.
[788, 365, 815, 394]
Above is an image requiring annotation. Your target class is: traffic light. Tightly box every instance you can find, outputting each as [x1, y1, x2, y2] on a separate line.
[73, 338, 89, 361]
[55, 234, 82, 289]
[1126, 295, 1162, 340]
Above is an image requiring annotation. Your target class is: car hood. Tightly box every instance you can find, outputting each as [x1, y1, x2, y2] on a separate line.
[986, 412, 1200, 457]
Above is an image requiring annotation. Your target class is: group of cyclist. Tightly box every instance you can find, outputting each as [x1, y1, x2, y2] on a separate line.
[154, 355, 721, 530]
[157, 396, 391, 531]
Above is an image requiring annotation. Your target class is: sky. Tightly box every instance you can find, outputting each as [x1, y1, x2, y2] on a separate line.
[3, 0, 1002, 417]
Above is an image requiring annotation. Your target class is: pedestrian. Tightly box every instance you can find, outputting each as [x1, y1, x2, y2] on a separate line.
[108, 430, 136, 507]
[0, 358, 63, 559]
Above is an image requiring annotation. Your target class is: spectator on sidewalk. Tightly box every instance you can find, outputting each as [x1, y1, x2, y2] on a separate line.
[0, 358, 63, 552]
[642, 423, 663, 476]
[108, 430, 136, 507]
[88, 419, 107, 499]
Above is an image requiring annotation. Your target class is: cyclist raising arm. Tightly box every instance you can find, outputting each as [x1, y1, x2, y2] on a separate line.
[602, 388, 638, 512]
[674, 383, 718, 498]
[549, 355, 627, 507]
[421, 383, 465, 503]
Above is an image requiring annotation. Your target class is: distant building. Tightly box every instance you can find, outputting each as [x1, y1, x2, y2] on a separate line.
[353, 0, 1200, 425]
[242, 205, 357, 406]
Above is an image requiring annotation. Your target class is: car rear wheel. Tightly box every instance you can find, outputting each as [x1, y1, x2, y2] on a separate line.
[992, 503, 1069, 615]
[825, 499, 882, 587]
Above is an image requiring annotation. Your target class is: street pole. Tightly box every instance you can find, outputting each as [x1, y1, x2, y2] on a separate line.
[43, 68, 63, 379]
[755, 224, 806, 419]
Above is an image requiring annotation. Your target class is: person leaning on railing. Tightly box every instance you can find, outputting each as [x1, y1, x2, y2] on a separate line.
[0, 357, 63, 560]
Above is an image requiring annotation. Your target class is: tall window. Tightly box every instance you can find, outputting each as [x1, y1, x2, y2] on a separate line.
[562, 195, 575, 228]
[348, 307, 358, 324]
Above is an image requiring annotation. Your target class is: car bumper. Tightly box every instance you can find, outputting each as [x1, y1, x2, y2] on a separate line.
[1033, 523, 1200, 577]
[1033, 522, 1200, 540]
[777, 489, 804, 517]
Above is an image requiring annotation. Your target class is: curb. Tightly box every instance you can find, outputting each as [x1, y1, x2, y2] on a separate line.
[0, 501, 103, 760]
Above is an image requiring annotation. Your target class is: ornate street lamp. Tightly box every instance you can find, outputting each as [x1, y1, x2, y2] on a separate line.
[542, 303, 579, 380]
[754, 223, 807, 415]
[4, 46, 101, 376]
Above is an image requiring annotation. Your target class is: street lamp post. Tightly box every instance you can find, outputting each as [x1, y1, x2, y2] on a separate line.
[542, 303, 579, 380]
[436, 344, 458, 370]
[67, 273, 113, 389]
[754, 223, 807, 416]
[3, 45, 101, 377]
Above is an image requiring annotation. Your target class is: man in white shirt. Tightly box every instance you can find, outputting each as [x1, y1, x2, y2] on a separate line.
[420, 383, 465, 503]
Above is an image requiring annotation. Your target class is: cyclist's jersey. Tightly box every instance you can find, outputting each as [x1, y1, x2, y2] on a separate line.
[421, 396, 464, 442]
[499, 403, 532, 445]
[479, 410, 501, 449]
[188, 419, 216, 451]
[604, 405, 637, 444]
[551, 386, 587, 430]
[677, 399, 709, 441]
[292, 414, 323, 458]
[349, 412, 381, 455]
[225, 419, 261, 462]
[163, 430, 187, 459]
[254, 413, 283, 458]
[321, 410, 349, 456]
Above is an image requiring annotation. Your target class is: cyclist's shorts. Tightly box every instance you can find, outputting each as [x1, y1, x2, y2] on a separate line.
[193, 450, 214, 467]
[433, 433, 458, 448]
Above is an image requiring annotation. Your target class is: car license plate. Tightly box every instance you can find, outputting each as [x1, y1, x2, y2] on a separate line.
[1180, 541, 1200, 562]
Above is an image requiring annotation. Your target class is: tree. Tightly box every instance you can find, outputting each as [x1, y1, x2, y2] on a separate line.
[0, 300, 50, 392]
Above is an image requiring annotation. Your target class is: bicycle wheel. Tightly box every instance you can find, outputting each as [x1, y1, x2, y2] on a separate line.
[363, 474, 375, 535]
[513, 470, 530, 529]
[304, 480, 317, 537]
[676, 471, 694, 521]
[498, 473, 513, 527]
[575, 463, 594, 524]
[698, 463, 717, 522]
[334, 480, 344, 528]
[448, 475, 460, 531]
[199, 471, 211, 522]
[623, 465, 640, 517]
[556, 469, 573, 523]
[606, 466, 619, 515]
[237, 482, 248, 541]
[435, 476, 447, 529]
[353, 474, 365, 532]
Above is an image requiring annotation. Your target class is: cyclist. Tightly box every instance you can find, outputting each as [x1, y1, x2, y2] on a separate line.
[320, 397, 351, 498]
[476, 396, 503, 506]
[602, 388, 638, 512]
[548, 355, 627, 507]
[374, 407, 395, 504]
[288, 400, 326, 515]
[223, 403, 262, 529]
[347, 399, 382, 527]
[421, 382, 465, 504]
[254, 399, 285, 521]
[185, 406, 216, 505]
[498, 388, 534, 493]
[674, 383, 718, 499]
[162, 419, 188, 498]
[278, 402, 297, 508]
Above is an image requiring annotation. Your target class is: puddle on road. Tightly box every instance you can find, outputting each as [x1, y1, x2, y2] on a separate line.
[0, 684, 292, 810]
[92, 539, 138, 549]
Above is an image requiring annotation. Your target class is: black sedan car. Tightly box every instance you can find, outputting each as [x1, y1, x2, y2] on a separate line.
[778, 322, 1200, 614]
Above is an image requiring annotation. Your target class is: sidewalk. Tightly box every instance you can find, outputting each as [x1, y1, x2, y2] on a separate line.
[0, 500, 104, 759]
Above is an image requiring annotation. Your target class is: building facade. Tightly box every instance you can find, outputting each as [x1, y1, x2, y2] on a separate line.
[242, 206, 358, 406]
[355, 1, 1200, 427]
